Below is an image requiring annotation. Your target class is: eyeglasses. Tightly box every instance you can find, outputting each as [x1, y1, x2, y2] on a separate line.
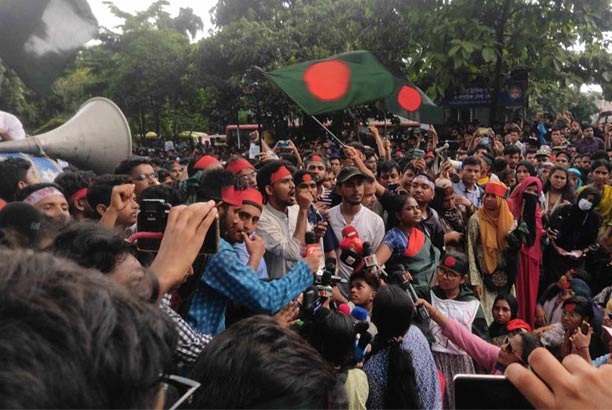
[436, 267, 462, 279]
[502, 336, 524, 363]
[133, 173, 158, 181]
[239, 171, 257, 181]
[161, 374, 201, 410]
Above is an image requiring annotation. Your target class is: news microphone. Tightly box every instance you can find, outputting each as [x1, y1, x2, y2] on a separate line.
[337, 303, 351, 316]
[304, 231, 320, 257]
[351, 306, 369, 323]
[362, 242, 380, 280]
[390, 270, 429, 321]
[310, 203, 324, 223]
[340, 226, 363, 268]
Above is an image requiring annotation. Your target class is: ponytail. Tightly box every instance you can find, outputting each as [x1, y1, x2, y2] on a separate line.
[384, 338, 421, 409]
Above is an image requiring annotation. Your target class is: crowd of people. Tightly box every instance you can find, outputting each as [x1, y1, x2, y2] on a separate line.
[1, 110, 612, 409]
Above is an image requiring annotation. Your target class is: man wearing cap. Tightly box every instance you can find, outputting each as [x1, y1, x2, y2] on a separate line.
[193, 155, 222, 173]
[535, 147, 552, 168]
[187, 169, 321, 335]
[229, 188, 268, 279]
[576, 124, 605, 154]
[327, 166, 385, 296]
[256, 161, 314, 279]
[227, 156, 257, 189]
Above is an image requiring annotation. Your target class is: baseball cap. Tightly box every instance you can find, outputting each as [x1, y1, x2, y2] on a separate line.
[336, 166, 368, 184]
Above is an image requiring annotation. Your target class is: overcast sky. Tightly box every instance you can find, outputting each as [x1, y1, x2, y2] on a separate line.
[88, 0, 217, 41]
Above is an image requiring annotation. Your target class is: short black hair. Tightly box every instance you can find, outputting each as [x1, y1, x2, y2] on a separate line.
[503, 145, 521, 156]
[462, 155, 482, 168]
[140, 183, 182, 206]
[0, 250, 176, 408]
[256, 160, 286, 200]
[114, 156, 153, 175]
[0, 157, 33, 201]
[189, 315, 347, 409]
[195, 168, 237, 203]
[54, 170, 95, 207]
[86, 174, 131, 217]
[377, 160, 400, 177]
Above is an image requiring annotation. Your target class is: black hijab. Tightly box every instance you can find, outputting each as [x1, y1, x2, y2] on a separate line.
[488, 293, 519, 339]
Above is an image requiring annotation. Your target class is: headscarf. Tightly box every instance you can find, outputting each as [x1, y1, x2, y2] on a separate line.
[508, 177, 543, 253]
[489, 293, 518, 339]
[567, 168, 583, 191]
[477, 182, 514, 274]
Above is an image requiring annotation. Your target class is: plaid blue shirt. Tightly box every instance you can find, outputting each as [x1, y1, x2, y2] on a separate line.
[187, 239, 313, 335]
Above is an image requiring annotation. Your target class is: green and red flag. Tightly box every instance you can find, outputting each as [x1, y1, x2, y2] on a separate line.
[264, 50, 395, 115]
[385, 77, 444, 124]
[0, 0, 98, 95]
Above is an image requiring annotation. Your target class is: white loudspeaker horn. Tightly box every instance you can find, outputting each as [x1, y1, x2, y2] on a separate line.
[0, 97, 132, 174]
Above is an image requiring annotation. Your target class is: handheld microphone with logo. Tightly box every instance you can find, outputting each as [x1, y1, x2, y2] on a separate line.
[362, 242, 380, 281]
[339, 226, 363, 268]
[303, 231, 320, 257]
[390, 270, 429, 321]
[351, 306, 372, 362]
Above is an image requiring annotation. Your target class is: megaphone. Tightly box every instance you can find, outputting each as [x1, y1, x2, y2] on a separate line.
[0, 97, 132, 174]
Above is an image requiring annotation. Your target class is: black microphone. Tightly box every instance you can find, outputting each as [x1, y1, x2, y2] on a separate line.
[310, 203, 324, 223]
[390, 270, 429, 321]
[304, 231, 319, 257]
[357, 330, 372, 351]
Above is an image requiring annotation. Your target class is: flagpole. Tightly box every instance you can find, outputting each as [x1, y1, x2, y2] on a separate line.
[309, 115, 346, 147]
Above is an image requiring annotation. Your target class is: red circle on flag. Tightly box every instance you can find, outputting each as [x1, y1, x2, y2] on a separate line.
[397, 86, 422, 111]
[303, 60, 350, 101]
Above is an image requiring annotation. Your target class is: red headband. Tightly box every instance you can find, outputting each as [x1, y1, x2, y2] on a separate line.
[311, 155, 322, 162]
[226, 158, 254, 175]
[172, 161, 180, 168]
[194, 155, 219, 170]
[506, 319, 531, 332]
[69, 187, 88, 205]
[564, 303, 576, 313]
[271, 166, 291, 184]
[241, 188, 263, 209]
[221, 186, 243, 207]
[302, 173, 312, 182]
[485, 182, 507, 197]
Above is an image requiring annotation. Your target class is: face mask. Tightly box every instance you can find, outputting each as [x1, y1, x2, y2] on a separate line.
[578, 198, 593, 211]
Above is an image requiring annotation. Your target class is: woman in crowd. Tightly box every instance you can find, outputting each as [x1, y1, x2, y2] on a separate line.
[467, 181, 516, 324]
[301, 308, 368, 410]
[423, 252, 488, 408]
[364, 285, 442, 410]
[514, 161, 536, 187]
[545, 187, 602, 279]
[430, 179, 470, 253]
[488, 293, 519, 346]
[567, 167, 583, 191]
[580, 159, 612, 236]
[417, 298, 540, 374]
[542, 166, 575, 219]
[508, 176, 544, 328]
[375, 194, 440, 292]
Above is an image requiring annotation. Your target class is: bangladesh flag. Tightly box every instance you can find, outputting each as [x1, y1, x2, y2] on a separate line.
[385, 77, 444, 124]
[265, 50, 395, 115]
[0, 0, 98, 95]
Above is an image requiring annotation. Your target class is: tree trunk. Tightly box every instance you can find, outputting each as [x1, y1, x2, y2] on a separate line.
[489, 0, 512, 124]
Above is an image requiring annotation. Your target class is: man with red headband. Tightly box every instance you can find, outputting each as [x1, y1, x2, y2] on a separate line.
[229, 188, 268, 279]
[306, 154, 333, 209]
[226, 156, 257, 189]
[256, 160, 314, 278]
[186, 169, 321, 335]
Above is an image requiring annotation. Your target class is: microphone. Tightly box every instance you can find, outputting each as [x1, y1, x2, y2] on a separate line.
[304, 231, 320, 257]
[390, 270, 429, 321]
[362, 242, 380, 280]
[337, 303, 351, 316]
[340, 226, 363, 268]
[351, 306, 369, 323]
[310, 203, 324, 223]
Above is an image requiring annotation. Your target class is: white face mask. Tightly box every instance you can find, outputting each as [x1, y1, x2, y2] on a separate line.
[578, 198, 593, 211]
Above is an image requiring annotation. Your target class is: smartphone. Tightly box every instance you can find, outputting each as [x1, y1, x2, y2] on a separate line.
[581, 320, 591, 335]
[137, 199, 219, 254]
[278, 140, 289, 147]
[454, 374, 533, 409]
[481, 137, 490, 145]
[413, 148, 425, 158]
[387, 182, 399, 191]
[420, 123, 430, 130]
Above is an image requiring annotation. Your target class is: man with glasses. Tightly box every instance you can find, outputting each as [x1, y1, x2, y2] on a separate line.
[115, 157, 159, 200]
[226, 155, 257, 188]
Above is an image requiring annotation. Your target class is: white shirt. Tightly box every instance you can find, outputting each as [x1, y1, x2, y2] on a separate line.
[256, 203, 303, 279]
[0, 111, 25, 141]
[328, 204, 385, 289]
